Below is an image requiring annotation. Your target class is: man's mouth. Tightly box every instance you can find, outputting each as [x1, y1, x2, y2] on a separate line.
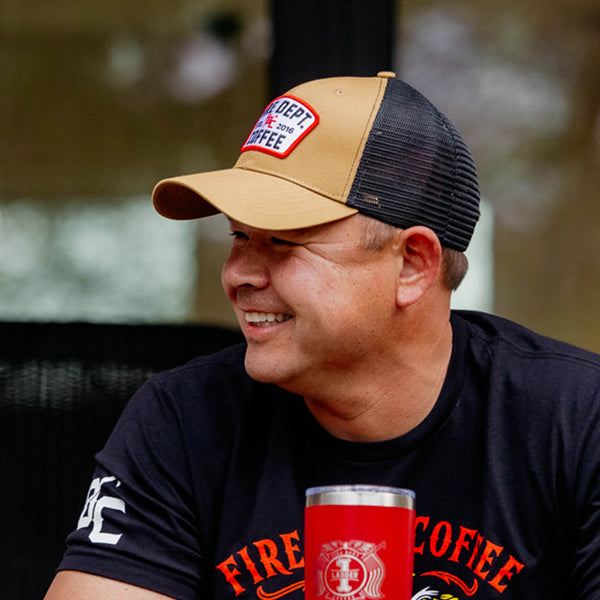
[244, 312, 292, 327]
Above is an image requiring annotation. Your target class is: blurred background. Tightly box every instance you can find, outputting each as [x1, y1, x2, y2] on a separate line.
[1, 0, 599, 350]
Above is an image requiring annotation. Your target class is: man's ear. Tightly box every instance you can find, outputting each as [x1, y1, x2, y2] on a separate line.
[395, 226, 443, 308]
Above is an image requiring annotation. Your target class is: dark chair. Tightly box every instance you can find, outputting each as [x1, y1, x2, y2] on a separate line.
[0, 321, 243, 600]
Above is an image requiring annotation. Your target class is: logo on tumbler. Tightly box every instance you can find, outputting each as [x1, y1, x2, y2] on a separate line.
[315, 540, 386, 600]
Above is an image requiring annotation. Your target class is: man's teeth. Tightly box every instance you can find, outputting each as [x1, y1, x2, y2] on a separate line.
[245, 312, 291, 326]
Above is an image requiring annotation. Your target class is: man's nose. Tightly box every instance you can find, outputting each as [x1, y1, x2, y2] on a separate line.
[221, 243, 270, 291]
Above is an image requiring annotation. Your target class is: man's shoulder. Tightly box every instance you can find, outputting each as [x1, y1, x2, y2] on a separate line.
[153, 342, 249, 380]
[122, 342, 295, 436]
[452, 311, 600, 401]
[451, 311, 600, 428]
[144, 342, 296, 408]
[454, 309, 600, 366]
[145, 342, 263, 399]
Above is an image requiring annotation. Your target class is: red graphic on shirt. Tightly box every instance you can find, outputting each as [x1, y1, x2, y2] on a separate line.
[414, 516, 524, 596]
[216, 518, 525, 598]
[420, 571, 478, 596]
[217, 530, 304, 597]
[257, 581, 306, 599]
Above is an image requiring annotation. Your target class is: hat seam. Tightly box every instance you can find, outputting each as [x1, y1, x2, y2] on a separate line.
[341, 77, 389, 202]
[234, 164, 346, 203]
[441, 116, 457, 245]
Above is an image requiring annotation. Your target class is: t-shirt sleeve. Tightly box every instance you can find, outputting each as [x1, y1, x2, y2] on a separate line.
[57, 377, 204, 600]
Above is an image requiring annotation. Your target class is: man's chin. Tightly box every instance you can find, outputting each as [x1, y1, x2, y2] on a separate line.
[245, 361, 283, 385]
[244, 350, 296, 387]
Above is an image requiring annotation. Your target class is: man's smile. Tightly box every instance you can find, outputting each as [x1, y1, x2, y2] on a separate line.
[244, 312, 293, 327]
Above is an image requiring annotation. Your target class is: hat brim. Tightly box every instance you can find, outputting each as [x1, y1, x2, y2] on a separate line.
[152, 167, 358, 231]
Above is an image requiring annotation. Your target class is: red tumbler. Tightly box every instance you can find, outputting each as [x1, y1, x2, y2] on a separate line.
[305, 485, 415, 600]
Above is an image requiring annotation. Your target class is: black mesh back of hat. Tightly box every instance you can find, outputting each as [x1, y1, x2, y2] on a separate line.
[346, 78, 480, 251]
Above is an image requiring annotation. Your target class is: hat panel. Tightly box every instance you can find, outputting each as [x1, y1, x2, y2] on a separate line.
[234, 76, 387, 203]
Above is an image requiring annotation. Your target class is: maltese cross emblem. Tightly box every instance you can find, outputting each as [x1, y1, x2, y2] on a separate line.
[314, 540, 387, 600]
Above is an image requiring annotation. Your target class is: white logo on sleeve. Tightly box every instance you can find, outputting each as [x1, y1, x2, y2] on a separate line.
[77, 476, 126, 545]
[241, 95, 319, 158]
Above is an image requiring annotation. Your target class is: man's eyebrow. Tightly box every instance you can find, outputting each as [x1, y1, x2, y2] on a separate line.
[283, 227, 311, 237]
[227, 218, 312, 238]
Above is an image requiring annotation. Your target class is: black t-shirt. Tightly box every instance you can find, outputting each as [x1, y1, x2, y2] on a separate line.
[59, 311, 600, 599]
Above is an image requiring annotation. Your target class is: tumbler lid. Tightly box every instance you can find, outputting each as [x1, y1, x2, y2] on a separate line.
[306, 485, 415, 509]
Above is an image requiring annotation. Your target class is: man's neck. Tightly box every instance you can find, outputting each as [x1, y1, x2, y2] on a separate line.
[302, 318, 453, 442]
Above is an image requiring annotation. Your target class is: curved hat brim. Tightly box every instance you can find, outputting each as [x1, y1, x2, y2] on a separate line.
[152, 167, 357, 231]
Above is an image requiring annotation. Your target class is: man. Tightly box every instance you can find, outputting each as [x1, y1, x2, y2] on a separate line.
[45, 72, 600, 600]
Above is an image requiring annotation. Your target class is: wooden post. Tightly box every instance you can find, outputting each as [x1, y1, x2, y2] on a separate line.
[269, 0, 397, 97]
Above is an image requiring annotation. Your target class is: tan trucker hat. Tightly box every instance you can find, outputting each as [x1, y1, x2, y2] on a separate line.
[152, 71, 480, 251]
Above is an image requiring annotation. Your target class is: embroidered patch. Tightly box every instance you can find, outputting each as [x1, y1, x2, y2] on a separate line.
[241, 95, 319, 158]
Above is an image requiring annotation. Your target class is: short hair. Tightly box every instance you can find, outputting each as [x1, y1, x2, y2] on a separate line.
[440, 246, 469, 291]
[358, 215, 469, 291]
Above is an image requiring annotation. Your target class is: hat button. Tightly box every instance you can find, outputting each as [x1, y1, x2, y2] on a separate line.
[377, 71, 396, 78]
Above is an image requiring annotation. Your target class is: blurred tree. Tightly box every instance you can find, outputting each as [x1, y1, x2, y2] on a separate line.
[479, 3, 600, 350]
[403, 0, 600, 351]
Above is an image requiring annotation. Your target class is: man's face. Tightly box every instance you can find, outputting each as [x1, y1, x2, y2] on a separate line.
[221, 215, 401, 394]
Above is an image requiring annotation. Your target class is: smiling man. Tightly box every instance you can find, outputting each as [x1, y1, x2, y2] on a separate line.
[45, 73, 600, 600]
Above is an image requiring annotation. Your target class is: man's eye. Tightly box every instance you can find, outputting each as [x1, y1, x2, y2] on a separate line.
[271, 237, 297, 246]
[230, 231, 249, 241]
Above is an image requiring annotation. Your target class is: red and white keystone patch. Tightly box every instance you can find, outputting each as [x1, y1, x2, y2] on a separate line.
[241, 95, 319, 158]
